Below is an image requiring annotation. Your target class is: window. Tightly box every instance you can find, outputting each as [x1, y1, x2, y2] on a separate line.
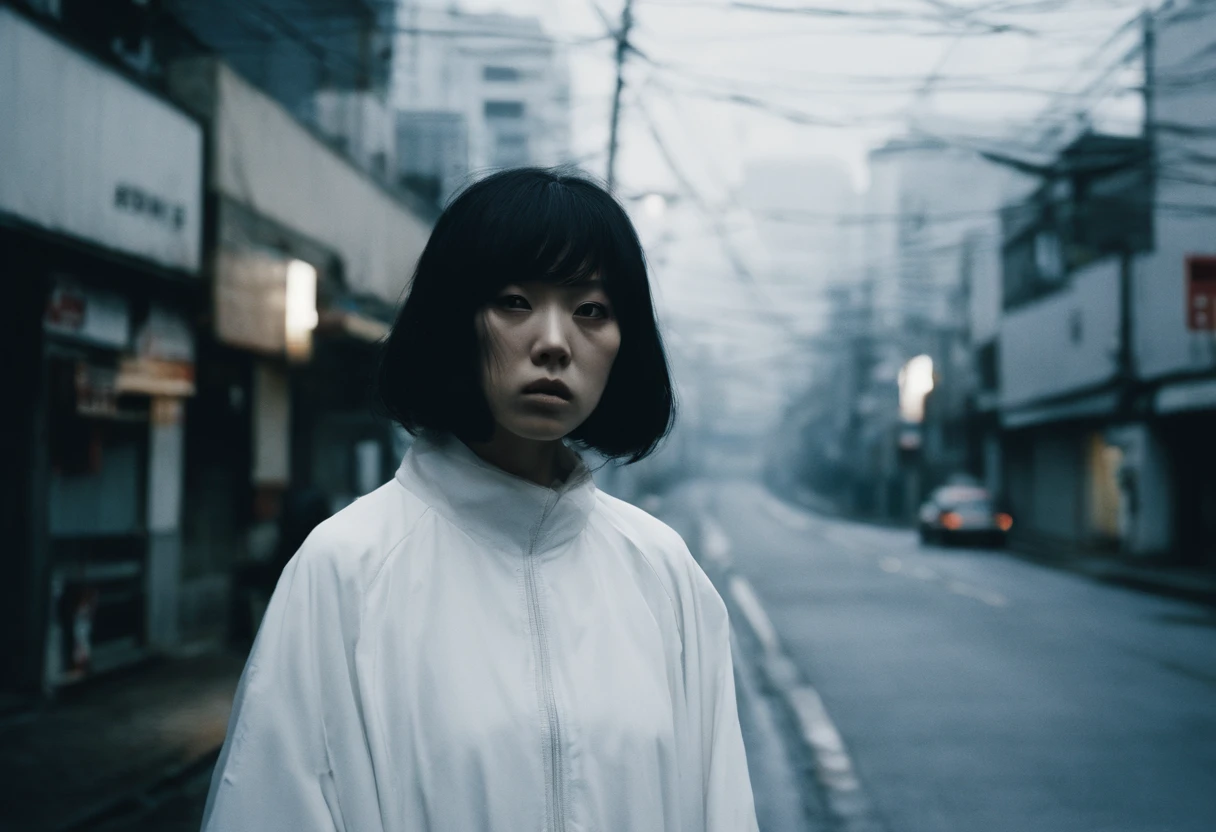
[1187, 256, 1216, 331]
[484, 100, 524, 119]
[1034, 231, 1064, 283]
[483, 66, 521, 82]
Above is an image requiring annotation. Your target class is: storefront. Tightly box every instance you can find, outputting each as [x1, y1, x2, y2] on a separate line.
[1153, 379, 1216, 568]
[162, 57, 433, 644]
[0, 8, 203, 696]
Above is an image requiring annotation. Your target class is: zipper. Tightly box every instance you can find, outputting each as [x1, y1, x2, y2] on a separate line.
[524, 489, 567, 832]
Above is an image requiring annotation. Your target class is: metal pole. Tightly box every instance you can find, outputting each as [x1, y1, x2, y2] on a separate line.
[1119, 10, 1155, 392]
[1142, 8, 1156, 249]
[606, 0, 634, 192]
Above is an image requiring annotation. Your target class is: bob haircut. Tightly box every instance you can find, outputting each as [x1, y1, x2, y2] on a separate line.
[376, 167, 676, 463]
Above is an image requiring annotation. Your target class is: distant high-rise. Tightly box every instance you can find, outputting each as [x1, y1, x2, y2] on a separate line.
[392, 4, 573, 202]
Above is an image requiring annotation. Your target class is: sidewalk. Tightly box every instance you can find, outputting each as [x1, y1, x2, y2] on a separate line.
[0, 651, 245, 832]
[1017, 549, 1216, 609]
[783, 486, 1216, 609]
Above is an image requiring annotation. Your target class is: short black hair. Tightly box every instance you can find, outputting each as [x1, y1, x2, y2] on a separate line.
[376, 167, 676, 462]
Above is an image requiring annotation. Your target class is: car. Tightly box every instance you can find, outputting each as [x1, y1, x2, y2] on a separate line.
[918, 485, 1013, 547]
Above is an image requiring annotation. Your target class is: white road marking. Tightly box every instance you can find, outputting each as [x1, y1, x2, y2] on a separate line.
[761, 496, 814, 531]
[821, 522, 1011, 610]
[729, 575, 781, 658]
[701, 516, 734, 568]
[946, 580, 1010, 607]
[711, 506, 886, 832]
[787, 685, 864, 794]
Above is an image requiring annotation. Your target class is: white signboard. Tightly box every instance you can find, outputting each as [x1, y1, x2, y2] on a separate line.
[0, 9, 203, 273]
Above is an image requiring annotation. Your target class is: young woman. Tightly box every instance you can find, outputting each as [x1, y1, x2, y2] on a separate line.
[200, 168, 758, 832]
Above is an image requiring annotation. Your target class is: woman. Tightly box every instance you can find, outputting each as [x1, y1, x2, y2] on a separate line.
[200, 168, 758, 832]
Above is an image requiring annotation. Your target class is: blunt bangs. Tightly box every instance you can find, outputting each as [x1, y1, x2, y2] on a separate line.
[376, 167, 676, 462]
[444, 170, 628, 302]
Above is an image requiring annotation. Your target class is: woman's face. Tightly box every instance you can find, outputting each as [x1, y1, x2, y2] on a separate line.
[478, 277, 621, 442]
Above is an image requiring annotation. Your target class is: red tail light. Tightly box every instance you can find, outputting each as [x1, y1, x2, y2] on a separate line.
[941, 512, 963, 530]
[996, 513, 1013, 532]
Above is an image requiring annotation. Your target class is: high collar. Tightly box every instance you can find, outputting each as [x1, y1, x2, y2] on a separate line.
[395, 433, 597, 555]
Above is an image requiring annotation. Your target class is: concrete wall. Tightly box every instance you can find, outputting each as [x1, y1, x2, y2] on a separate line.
[1000, 257, 1122, 408]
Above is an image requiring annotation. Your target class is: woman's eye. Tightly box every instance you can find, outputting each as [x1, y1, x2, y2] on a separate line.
[575, 302, 609, 319]
[497, 294, 530, 310]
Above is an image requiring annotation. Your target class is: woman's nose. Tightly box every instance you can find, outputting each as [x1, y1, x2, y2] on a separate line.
[531, 306, 571, 368]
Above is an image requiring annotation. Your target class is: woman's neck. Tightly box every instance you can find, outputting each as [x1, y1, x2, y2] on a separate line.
[466, 428, 570, 487]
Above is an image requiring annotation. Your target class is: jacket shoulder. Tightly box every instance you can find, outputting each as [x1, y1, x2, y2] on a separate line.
[594, 490, 690, 561]
[292, 479, 431, 597]
[593, 491, 727, 621]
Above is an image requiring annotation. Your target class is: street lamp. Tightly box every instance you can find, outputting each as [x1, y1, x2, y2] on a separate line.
[898, 354, 935, 424]
[641, 192, 667, 219]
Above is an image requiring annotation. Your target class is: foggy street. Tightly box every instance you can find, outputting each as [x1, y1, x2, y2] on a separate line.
[665, 481, 1216, 832]
[6, 0, 1216, 829]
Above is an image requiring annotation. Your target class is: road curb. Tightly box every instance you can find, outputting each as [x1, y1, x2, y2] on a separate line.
[698, 511, 888, 832]
[778, 484, 1216, 610]
[726, 574, 887, 832]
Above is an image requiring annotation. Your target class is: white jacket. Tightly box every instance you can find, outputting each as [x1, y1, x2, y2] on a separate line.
[201, 434, 757, 832]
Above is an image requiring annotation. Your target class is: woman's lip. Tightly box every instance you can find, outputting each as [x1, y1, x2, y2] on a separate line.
[522, 380, 573, 399]
[522, 392, 571, 406]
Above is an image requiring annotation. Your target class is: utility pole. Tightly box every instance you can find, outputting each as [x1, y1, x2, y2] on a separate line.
[606, 0, 634, 192]
[1142, 7, 1156, 250]
[1118, 9, 1155, 394]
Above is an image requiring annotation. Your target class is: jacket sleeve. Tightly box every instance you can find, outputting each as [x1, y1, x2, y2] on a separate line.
[200, 541, 358, 832]
[699, 591, 760, 832]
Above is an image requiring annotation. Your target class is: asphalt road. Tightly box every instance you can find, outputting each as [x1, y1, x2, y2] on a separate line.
[678, 479, 1216, 832]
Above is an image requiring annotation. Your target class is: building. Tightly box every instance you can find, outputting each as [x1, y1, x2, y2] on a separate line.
[392, 4, 573, 203]
[166, 56, 436, 646]
[995, 1, 1216, 568]
[1, 6, 206, 697]
[161, 0, 392, 136]
[781, 135, 1022, 520]
[1, 0, 435, 702]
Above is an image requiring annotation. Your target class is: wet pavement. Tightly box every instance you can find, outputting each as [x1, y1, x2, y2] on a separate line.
[670, 479, 1216, 832]
[0, 652, 243, 832]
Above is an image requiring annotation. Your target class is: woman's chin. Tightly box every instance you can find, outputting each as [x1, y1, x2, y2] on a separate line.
[503, 415, 579, 443]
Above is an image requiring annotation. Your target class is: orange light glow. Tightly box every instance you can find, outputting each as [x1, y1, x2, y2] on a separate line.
[941, 512, 963, 531]
[996, 513, 1014, 532]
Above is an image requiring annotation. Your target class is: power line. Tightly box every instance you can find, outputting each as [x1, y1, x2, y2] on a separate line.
[725, 0, 1039, 35]
[631, 92, 798, 326]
